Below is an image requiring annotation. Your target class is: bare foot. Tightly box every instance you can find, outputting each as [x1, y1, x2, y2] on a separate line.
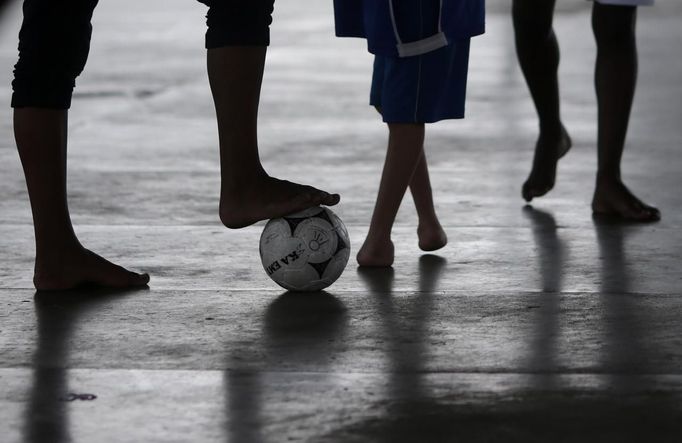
[357, 237, 394, 267]
[592, 178, 660, 222]
[34, 246, 150, 291]
[522, 126, 572, 202]
[220, 175, 340, 229]
[417, 222, 448, 252]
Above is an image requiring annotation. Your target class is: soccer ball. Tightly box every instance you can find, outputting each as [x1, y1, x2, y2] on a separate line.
[259, 207, 351, 292]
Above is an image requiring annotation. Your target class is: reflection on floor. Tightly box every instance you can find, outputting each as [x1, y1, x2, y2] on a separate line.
[1, 0, 681, 442]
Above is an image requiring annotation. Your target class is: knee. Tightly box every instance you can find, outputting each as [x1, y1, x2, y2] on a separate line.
[201, 0, 275, 49]
[592, 5, 636, 50]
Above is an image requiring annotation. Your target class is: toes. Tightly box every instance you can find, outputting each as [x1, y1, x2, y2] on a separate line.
[646, 206, 661, 221]
[634, 206, 661, 222]
[266, 178, 340, 208]
[102, 266, 149, 288]
[309, 191, 327, 205]
[593, 204, 661, 223]
[107, 269, 149, 288]
[592, 180, 660, 223]
[129, 272, 150, 287]
[632, 198, 661, 222]
[322, 193, 340, 206]
[522, 183, 549, 202]
[621, 195, 661, 222]
[522, 185, 534, 202]
[307, 189, 340, 207]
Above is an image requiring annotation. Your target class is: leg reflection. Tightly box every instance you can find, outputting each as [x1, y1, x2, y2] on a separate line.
[594, 220, 643, 375]
[523, 206, 566, 293]
[354, 256, 449, 441]
[523, 207, 566, 381]
[24, 289, 140, 443]
[594, 218, 631, 295]
[592, 219, 680, 436]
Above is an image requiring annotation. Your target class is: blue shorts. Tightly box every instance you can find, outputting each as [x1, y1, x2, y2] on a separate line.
[370, 38, 471, 124]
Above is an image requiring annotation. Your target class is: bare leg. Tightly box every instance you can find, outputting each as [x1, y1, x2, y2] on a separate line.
[14, 109, 149, 290]
[409, 151, 447, 251]
[357, 124, 425, 267]
[208, 47, 340, 229]
[591, 3, 660, 222]
[512, 0, 572, 202]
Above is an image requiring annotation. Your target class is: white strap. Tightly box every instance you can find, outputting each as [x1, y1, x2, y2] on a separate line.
[389, 0, 448, 57]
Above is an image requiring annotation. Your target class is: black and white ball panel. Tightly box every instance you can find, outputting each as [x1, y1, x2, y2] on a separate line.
[259, 207, 350, 292]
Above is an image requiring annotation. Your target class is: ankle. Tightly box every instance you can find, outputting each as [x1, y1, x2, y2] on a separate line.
[364, 229, 391, 245]
[221, 166, 268, 194]
[538, 122, 563, 141]
[35, 240, 84, 268]
[596, 171, 622, 186]
[418, 214, 440, 229]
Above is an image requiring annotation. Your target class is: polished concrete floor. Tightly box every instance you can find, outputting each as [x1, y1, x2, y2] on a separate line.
[1, 1, 682, 442]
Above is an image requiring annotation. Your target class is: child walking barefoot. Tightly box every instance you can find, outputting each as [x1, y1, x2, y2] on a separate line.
[334, 0, 485, 266]
[513, 0, 660, 221]
[356, 126, 448, 266]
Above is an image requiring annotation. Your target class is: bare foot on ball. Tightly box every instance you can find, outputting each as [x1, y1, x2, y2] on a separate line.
[357, 236, 394, 267]
[417, 221, 448, 252]
[219, 174, 340, 229]
[522, 126, 572, 202]
[34, 246, 149, 291]
[592, 178, 660, 222]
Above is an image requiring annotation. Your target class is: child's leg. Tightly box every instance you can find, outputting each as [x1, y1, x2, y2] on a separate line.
[409, 152, 447, 251]
[591, 3, 660, 221]
[512, 0, 572, 202]
[13, 0, 149, 290]
[357, 124, 425, 267]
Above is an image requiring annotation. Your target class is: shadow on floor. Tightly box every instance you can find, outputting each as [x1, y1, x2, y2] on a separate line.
[225, 290, 349, 443]
[317, 221, 682, 443]
[23, 288, 148, 443]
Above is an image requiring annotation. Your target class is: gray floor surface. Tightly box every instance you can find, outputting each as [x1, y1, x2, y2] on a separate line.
[1, 1, 681, 442]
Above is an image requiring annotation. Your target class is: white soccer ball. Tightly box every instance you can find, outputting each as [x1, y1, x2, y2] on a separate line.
[259, 207, 351, 292]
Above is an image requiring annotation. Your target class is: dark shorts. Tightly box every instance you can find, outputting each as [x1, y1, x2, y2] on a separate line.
[370, 39, 471, 124]
[198, 0, 274, 48]
[12, 0, 275, 109]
